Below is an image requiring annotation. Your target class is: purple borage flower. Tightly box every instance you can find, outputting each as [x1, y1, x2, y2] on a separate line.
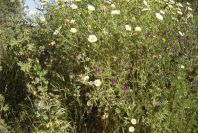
[122, 83, 129, 92]
[95, 67, 101, 75]
[112, 79, 118, 85]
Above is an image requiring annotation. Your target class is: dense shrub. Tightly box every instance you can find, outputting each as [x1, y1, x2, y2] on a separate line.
[1, 0, 198, 132]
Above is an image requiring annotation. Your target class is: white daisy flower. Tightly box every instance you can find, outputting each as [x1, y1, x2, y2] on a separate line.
[70, 4, 78, 9]
[125, 25, 132, 31]
[129, 126, 135, 132]
[155, 13, 163, 21]
[180, 65, 185, 69]
[88, 5, 95, 12]
[70, 28, 77, 33]
[134, 26, 141, 32]
[94, 79, 102, 87]
[111, 10, 120, 15]
[131, 118, 137, 125]
[88, 35, 98, 43]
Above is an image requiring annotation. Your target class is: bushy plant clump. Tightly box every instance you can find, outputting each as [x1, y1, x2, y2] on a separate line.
[1, 0, 197, 132]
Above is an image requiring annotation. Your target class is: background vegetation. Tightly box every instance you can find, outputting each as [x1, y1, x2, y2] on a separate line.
[0, 0, 197, 133]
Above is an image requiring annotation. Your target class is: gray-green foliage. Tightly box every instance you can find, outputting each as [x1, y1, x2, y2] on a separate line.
[1, 0, 198, 132]
[0, 0, 22, 67]
[0, 0, 25, 132]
